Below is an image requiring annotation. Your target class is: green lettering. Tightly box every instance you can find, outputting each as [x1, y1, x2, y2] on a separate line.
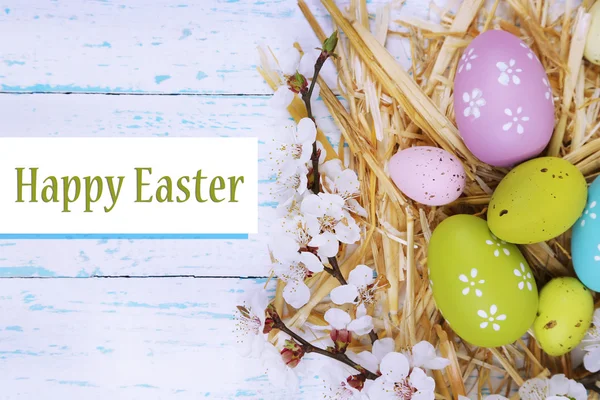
[135, 168, 153, 203]
[209, 176, 225, 203]
[105, 176, 125, 212]
[228, 176, 244, 203]
[41, 176, 58, 203]
[62, 176, 81, 213]
[156, 176, 173, 203]
[193, 170, 208, 203]
[16, 167, 37, 203]
[177, 176, 190, 203]
[83, 176, 103, 213]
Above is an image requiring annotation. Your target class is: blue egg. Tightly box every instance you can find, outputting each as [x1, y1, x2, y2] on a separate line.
[572, 176, 600, 290]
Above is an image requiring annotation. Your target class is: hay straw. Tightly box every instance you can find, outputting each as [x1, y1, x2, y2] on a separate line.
[256, 0, 600, 396]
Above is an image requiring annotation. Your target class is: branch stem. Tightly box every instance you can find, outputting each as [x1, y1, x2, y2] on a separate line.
[273, 317, 378, 380]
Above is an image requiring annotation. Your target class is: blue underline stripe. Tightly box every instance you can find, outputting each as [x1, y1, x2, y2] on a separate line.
[0, 234, 249, 240]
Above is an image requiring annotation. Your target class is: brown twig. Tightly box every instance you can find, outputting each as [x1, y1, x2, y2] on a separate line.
[271, 309, 379, 380]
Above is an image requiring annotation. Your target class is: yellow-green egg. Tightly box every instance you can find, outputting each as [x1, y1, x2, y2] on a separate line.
[532, 277, 593, 356]
[428, 214, 538, 347]
[488, 157, 587, 244]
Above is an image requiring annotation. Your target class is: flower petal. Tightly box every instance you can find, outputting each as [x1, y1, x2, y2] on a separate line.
[279, 48, 301, 76]
[283, 280, 310, 309]
[348, 350, 380, 376]
[496, 62, 508, 71]
[372, 338, 395, 362]
[324, 307, 351, 330]
[380, 352, 409, 383]
[296, 118, 317, 143]
[299, 251, 323, 273]
[300, 194, 323, 217]
[462, 92, 470, 102]
[270, 86, 295, 109]
[409, 367, 435, 392]
[502, 122, 513, 131]
[349, 264, 375, 287]
[348, 315, 374, 335]
[330, 284, 359, 305]
[498, 72, 510, 86]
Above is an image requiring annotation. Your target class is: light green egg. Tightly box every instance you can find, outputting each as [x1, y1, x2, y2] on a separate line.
[532, 277, 593, 356]
[428, 214, 538, 347]
[488, 157, 587, 244]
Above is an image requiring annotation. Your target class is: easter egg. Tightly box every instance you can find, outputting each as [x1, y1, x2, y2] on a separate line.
[584, 1, 600, 65]
[454, 30, 554, 167]
[428, 214, 538, 347]
[388, 146, 465, 206]
[488, 157, 587, 244]
[532, 277, 593, 356]
[572, 176, 600, 291]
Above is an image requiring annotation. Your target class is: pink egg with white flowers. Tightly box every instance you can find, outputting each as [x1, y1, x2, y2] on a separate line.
[454, 30, 555, 167]
[389, 146, 466, 206]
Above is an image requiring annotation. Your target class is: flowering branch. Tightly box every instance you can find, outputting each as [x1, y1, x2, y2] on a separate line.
[267, 305, 378, 381]
[301, 31, 338, 194]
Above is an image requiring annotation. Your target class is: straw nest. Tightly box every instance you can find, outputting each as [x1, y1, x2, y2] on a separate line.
[258, 0, 600, 397]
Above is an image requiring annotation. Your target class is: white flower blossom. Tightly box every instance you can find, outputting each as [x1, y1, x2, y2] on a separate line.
[582, 308, 600, 372]
[324, 304, 374, 336]
[261, 342, 301, 391]
[319, 363, 372, 400]
[477, 305, 506, 331]
[403, 341, 450, 370]
[269, 48, 321, 110]
[272, 163, 309, 202]
[234, 290, 268, 357]
[458, 268, 485, 297]
[323, 159, 367, 217]
[459, 48, 478, 73]
[330, 264, 375, 305]
[581, 200, 597, 227]
[462, 89, 486, 119]
[347, 337, 395, 375]
[497, 59, 522, 86]
[273, 251, 324, 308]
[368, 352, 435, 400]
[503, 107, 529, 135]
[268, 118, 317, 176]
[302, 193, 361, 257]
[513, 262, 533, 291]
[518, 374, 587, 400]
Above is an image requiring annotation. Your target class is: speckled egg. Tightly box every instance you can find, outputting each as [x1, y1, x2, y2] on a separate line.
[532, 277, 593, 356]
[388, 146, 465, 206]
[488, 157, 587, 244]
[428, 214, 538, 347]
[454, 30, 555, 167]
[572, 176, 600, 291]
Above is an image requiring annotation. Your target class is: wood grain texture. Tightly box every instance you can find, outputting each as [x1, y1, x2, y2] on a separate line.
[0, 0, 424, 94]
[0, 278, 329, 400]
[0, 93, 340, 277]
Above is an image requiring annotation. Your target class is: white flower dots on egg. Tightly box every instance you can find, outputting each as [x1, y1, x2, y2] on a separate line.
[388, 146, 466, 206]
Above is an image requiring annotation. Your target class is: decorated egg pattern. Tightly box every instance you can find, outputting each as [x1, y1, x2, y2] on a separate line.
[428, 214, 538, 348]
[388, 146, 465, 206]
[488, 157, 587, 244]
[572, 176, 600, 291]
[454, 30, 555, 167]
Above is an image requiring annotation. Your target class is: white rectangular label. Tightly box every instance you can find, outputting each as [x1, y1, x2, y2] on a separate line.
[0, 138, 258, 235]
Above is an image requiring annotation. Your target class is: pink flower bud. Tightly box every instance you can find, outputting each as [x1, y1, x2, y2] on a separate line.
[347, 374, 366, 391]
[330, 328, 351, 353]
[280, 339, 305, 368]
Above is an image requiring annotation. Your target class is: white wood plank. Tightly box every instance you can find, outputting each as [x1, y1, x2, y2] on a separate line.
[0, 93, 339, 277]
[0, 0, 424, 94]
[0, 277, 329, 399]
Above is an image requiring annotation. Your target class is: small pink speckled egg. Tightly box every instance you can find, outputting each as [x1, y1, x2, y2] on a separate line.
[454, 30, 555, 167]
[389, 146, 466, 206]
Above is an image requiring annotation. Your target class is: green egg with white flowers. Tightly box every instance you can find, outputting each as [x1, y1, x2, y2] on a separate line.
[487, 157, 587, 244]
[532, 277, 593, 357]
[428, 214, 538, 347]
